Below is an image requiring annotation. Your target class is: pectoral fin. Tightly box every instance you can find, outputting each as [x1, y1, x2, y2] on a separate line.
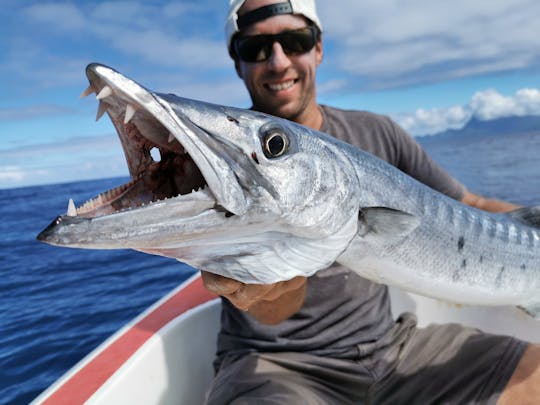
[358, 207, 420, 245]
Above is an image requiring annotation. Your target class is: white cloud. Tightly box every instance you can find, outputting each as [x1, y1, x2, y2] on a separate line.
[23, 3, 86, 31]
[0, 135, 128, 189]
[471, 88, 540, 120]
[1, 1, 231, 100]
[102, 29, 230, 69]
[397, 105, 471, 136]
[0, 166, 27, 182]
[10, 1, 539, 102]
[166, 79, 249, 106]
[318, 0, 540, 89]
[395, 87, 540, 135]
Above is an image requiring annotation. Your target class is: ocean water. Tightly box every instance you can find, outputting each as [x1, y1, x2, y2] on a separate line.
[1, 131, 539, 404]
[0, 178, 196, 404]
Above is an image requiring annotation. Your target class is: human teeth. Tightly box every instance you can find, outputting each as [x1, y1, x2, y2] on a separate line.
[96, 85, 113, 100]
[268, 80, 294, 91]
[96, 101, 107, 121]
[80, 85, 94, 98]
[67, 198, 77, 216]
[124, 104, 136, 124]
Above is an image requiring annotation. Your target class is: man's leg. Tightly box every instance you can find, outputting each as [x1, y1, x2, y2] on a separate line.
[205, 352, 373, 405]
[498, 344, 540, 404]
[369, 321, 528, 404]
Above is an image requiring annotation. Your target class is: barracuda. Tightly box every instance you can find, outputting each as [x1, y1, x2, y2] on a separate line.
[37, 64, 540, 318]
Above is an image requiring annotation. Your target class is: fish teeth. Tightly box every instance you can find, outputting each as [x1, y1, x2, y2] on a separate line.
[124, 104, 137, 124]
[96, 101, 107, 121]
[67, 198, 77, 216]
[80, 85, 95, 98]
[96, 85, 113, 100]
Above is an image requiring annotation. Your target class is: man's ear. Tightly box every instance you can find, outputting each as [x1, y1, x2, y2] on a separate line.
[315, 39, 323, 66]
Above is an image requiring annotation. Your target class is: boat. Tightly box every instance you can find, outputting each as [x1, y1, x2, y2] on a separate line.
[32, 272, 540, 404]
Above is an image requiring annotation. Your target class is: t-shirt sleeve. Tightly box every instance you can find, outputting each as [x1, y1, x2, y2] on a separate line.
[319, 105, 466, 201]
[387, 119, 466, 201]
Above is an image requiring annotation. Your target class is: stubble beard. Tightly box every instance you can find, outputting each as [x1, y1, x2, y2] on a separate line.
[251, 79, 316, 122]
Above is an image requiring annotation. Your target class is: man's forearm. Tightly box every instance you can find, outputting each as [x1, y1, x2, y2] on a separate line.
[461, 190, 520, 213]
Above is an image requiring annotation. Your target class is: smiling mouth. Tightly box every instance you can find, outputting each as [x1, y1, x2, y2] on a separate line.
[266, 79, 297, 92]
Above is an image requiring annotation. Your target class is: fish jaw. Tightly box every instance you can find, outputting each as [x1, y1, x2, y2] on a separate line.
[37, 189, 219, 249]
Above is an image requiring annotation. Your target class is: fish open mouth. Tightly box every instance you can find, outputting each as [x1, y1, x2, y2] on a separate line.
[72, 64, 217, 219]
[74, 121, 208, 218]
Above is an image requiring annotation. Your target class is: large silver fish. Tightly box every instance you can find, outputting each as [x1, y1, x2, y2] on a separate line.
[37, 64, 540, 318]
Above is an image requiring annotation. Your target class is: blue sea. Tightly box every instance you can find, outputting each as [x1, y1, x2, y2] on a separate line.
[1, 131, 539, 404]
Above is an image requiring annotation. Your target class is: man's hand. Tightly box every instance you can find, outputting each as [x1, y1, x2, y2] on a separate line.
[461, 190, 520, 213]
[200, 271, 307, 325]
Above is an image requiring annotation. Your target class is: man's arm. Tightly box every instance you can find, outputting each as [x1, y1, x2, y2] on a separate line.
[200, 271, 307, 325]
[460, 190, 521, 213]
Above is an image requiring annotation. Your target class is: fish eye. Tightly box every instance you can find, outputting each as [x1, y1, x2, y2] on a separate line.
[262, 129, 289, 158]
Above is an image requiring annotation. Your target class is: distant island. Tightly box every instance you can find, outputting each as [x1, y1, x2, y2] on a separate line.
[417, 115, 540, 141]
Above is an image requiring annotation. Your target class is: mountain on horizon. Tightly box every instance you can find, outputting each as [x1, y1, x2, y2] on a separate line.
[418, 115, 540, 140]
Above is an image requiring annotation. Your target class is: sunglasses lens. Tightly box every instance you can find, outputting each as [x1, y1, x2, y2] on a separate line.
[280, 28, 316, 54]
[234, 27, 316, 62]
[235, 37, 272, 62]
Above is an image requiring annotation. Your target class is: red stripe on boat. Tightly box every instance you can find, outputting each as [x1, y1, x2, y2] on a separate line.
[42, 274, 216, 404]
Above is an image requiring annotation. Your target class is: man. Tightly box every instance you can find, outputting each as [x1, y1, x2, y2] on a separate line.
[203, 1, 540, 403]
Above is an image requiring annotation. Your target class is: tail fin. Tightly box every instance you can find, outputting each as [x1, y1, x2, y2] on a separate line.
[518, 304, 540, 320]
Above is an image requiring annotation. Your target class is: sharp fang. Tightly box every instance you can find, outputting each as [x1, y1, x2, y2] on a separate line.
[124, 104, 136, 124]
[80, 85, 94, 98]
[96, 101, 107, 121]
[67, 198, 77, 216]
[168, 133, 175, 143]
[96, 85, 113, 100]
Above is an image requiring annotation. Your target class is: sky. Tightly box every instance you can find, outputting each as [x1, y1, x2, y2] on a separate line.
[1, 0, 540, 189]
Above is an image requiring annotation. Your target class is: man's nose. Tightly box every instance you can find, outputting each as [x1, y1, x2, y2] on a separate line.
[267, 41, 292, 71]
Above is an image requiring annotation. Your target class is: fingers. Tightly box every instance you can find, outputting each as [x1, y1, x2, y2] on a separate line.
[200, 271, 268, 310]
[228, 283, 275, 311]
[261, 276, 306, 302]
[200, 271, 308, 313]
[200, 271, 241, 295]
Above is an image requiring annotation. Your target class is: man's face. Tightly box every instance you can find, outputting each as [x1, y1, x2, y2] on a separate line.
[233, 13, 323, 122]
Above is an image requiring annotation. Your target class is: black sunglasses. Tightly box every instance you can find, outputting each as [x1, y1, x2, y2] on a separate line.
[233, 26, 318, 63]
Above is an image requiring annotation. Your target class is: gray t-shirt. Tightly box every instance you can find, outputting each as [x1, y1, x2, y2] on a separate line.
[215, 105, 466, 366]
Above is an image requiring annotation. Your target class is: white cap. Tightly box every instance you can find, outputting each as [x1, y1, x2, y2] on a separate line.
[225, 0, 323, 49]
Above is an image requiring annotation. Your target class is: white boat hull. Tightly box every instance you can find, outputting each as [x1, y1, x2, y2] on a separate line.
[32, 273, 540, 404]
